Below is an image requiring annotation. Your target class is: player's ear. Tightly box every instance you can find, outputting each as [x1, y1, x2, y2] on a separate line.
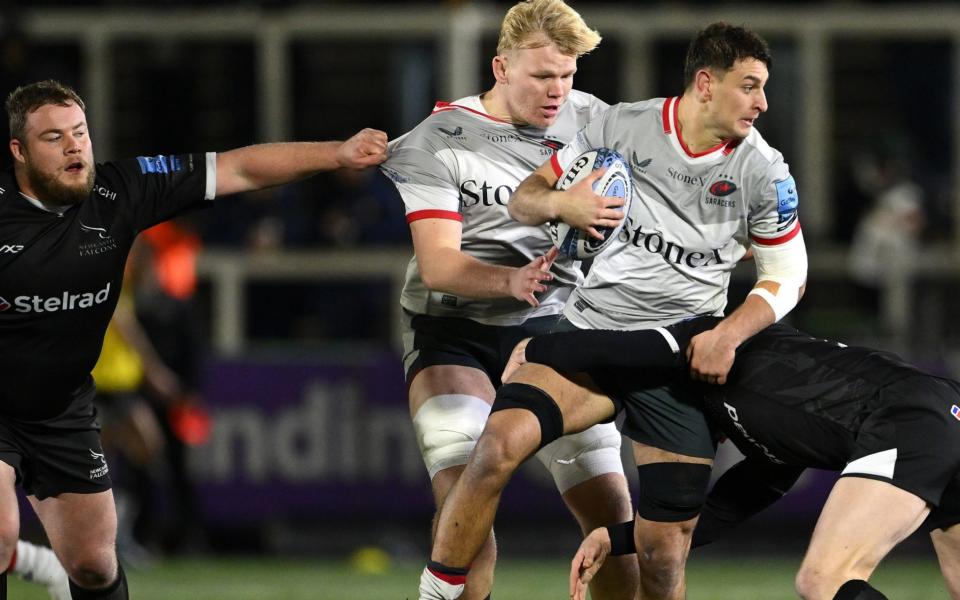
[695, 68, 713, 102]
[9, 138, 26, 164]
[493, 54, 509, 85]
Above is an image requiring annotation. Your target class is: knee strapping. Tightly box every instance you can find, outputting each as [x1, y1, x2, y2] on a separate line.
[636, 462, 711, 522]
[491, 383, 563, 450]
[413, 394, 491, 479]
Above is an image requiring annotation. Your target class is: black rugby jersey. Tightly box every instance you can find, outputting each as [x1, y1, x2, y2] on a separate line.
[704, 323, 925, 469]
[0, 153, 213, 420]
[525, 318, 930, 468]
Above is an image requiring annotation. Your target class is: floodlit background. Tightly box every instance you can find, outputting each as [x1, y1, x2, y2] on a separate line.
[5, 1, 960, 598]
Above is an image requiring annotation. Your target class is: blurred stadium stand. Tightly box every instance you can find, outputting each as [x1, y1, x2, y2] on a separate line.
[5, 2, 960, 557]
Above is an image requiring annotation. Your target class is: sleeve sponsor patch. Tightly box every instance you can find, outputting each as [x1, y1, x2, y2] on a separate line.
[774, 175, 799, 216]
[136, 155, 183, 175]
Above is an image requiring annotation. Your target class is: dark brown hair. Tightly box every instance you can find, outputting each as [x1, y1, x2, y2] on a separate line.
[6, 79, 86, 140]
[683, 22, 772, 89]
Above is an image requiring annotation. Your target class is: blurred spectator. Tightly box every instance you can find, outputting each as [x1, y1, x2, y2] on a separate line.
[136, 220, 211, 554]
[847, 147, 926, 341]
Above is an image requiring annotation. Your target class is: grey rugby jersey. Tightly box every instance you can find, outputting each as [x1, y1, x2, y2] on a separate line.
[551, 96, 802, 330]
[382, 91, 607, 326]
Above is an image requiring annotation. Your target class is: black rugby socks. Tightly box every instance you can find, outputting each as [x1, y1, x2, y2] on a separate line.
[69, 562, 128, 600]
[833, 579, 889, 600]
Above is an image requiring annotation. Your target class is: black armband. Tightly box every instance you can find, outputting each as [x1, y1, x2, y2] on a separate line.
[605, 520, 636, 556]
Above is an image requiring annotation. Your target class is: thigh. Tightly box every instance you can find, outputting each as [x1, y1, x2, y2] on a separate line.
[30, 490, 118, 565]
[509, 363, 616, 434]
[0, 461, 19, 542]
[931, 524, 960, 600]
[803, 477, 929, 578]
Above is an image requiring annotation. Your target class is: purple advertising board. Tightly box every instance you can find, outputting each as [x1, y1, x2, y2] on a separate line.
[194, 351, 572, 523]
[193, 350, 838, 525]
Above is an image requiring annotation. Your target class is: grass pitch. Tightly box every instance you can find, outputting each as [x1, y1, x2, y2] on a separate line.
[8, 555, 947, 599]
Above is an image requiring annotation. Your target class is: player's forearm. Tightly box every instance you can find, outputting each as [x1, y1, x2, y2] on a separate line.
[713, 290, 779, 349]
[524, 317, 721, 372]
[508, 172, 563, 225]
[419, 247, 516, 299]
[216, 141, 345, 195]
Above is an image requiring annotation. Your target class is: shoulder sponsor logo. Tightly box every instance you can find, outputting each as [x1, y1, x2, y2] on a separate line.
[774, 175, 799, 230]
[135, 154, 183, 175]
[1, 282, 111, 313]
[92, 184, 117, 201]
[952, 405, 960, 421]
[0, 244, 24, 254]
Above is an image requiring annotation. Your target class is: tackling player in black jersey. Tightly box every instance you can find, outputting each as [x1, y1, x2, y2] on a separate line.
[500, 318, 960, 600]
[0, 80, 387, 600]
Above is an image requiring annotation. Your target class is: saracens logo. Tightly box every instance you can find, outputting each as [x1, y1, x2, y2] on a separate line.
[709, 180, 738, 197]
[0, 296, 9, 311]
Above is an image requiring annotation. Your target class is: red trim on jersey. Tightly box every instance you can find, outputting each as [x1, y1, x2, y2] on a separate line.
[431, 100, 511, 124]
[661, 97, 674, 134]
[407, 209, 462, 224]
[428, 567, 468, 586]
[550, 153, 564, 178]
[751, 222, 802, 246]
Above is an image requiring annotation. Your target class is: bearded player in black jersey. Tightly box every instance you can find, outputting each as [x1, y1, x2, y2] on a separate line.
[0, 80, 387, 600]
[500, 318, 960, 600]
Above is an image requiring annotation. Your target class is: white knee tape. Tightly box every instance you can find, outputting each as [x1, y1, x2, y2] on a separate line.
[412, 394, 492, 479]
[534, 422, 624, 493]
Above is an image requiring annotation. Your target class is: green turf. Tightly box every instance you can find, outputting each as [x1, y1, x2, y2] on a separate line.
[7, 555, 949, 599]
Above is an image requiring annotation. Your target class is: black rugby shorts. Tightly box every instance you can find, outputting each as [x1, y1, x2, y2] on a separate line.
[0, 386, 112, 499]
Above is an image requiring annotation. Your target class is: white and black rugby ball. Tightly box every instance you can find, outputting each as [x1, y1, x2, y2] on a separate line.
[549, 148, 632, 259]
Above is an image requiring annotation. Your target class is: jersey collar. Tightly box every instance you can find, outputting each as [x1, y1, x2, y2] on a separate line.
[662, 96, 739, 163]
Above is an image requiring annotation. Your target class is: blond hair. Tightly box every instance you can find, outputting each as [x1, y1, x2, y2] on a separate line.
[497, 0, 600, 57]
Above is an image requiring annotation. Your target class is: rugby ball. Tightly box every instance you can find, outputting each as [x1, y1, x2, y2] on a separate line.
[549, 148, 631, 259]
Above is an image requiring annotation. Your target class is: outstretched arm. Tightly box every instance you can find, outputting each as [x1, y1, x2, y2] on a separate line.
[215, 128, 388, 197]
